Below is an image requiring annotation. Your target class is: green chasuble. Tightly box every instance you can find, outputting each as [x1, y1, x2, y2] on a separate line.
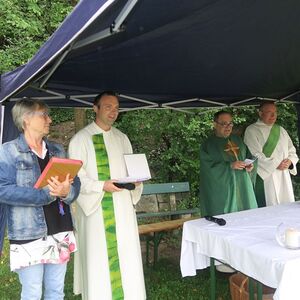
[92, 134, 124, 300]
[199, 134, 257, 216]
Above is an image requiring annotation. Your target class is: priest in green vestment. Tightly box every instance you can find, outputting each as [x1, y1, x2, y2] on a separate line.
[200, 111, 258, 216]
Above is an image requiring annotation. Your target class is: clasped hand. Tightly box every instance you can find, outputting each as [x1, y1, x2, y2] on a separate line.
[103, 180, 142, 193]
[47, 173, 73, 198]
[231, 161, 253, 172]
[103, 180, 123, 192]
[277, 158, 292, 170]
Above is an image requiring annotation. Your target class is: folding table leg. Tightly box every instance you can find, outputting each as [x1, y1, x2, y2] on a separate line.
[249, 277, 254, 300]
[153, 232, 163, 267]
[210, 257, 216, 300]
[256, 281, 263, 300]
[146, 237, 150, 267]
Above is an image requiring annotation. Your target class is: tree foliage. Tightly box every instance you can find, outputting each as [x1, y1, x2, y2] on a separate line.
[50, 108, 74, 125]
[0, 0, 75, 73]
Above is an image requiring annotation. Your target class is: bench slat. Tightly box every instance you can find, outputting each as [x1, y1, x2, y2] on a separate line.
[137, 208, 200, 219]
[138, 217, 198, 235]
[142, 182, 190, 195]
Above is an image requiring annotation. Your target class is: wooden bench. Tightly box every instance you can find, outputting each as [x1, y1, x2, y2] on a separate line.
[137, 182, 200, 266]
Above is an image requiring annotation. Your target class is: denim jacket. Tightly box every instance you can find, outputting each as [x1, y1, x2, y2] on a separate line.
[0, 134, 81, 242]
[0, 203, 7, 253]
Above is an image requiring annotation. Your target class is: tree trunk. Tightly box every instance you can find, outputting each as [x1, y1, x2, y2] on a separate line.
[74, 108, 87, 133]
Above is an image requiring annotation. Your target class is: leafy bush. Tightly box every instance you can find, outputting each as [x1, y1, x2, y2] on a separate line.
[50, 108, 74, 125]
[0, 0, 75, 73]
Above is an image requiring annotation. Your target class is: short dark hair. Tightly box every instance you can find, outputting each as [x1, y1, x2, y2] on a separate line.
[213, 110, 231, 122]
[93, 91, 119, 106]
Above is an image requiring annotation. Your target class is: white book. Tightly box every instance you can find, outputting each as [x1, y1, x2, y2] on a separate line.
[117, 153, 151, 183]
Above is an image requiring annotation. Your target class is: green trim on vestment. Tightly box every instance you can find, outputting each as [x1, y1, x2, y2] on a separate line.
[262, 124, 280, 158]
[255, 124, 280, 207]
[93, 134, 124, 300]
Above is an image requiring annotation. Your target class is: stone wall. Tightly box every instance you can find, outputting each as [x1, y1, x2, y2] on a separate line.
[135, 192, 189, 213]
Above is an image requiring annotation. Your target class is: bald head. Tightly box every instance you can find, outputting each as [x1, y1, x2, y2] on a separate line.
[258, 102, 277, 125]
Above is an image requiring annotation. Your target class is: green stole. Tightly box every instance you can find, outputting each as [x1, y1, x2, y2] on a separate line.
[92, 134, 124, 300]
[255, 124, 280, 207]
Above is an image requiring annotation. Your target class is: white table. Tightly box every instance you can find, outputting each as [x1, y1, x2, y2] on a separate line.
[180, 202, 300, 300]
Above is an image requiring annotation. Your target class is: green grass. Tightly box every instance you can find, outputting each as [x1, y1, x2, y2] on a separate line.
[0, 237, 231, 300]
[145, 259, 231, 300]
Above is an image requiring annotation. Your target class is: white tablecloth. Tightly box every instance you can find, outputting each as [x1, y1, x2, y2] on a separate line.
[180, 202, 300, 300]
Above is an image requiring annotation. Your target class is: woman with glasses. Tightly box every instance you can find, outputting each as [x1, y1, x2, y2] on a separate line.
[0, 98, 80, 300]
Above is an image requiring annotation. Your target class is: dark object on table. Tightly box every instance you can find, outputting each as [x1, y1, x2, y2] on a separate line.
[204, 215, 226, 226]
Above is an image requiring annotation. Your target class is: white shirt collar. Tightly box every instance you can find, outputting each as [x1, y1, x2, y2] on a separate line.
[31, 140, 47, 159]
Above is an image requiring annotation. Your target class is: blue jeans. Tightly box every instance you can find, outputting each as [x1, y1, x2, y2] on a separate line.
[16, 263, 67, 300]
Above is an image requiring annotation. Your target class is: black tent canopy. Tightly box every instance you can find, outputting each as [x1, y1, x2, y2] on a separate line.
[1, 0, 300, 111]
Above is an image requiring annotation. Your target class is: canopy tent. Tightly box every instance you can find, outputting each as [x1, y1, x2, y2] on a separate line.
[1, 0, 300, 111]
[1, 0, 300, 254]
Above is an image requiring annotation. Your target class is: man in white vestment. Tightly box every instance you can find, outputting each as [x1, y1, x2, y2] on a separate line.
[244, 102, 298, 207]
[68, 91, 146, 300]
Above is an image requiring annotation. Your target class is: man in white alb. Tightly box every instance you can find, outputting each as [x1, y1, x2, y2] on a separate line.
[68, 91, 146, 300]
[244, 102, 298, 207]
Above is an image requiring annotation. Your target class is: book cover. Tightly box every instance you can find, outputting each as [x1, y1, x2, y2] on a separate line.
[34, 157, 83, 189]
[116, 153, 151, 183]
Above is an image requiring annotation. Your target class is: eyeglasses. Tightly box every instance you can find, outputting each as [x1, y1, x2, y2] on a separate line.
[27, 111, 50, 118]
[215, 121, 234, 127]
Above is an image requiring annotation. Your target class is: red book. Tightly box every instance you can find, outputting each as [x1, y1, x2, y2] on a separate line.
[34, 157, 83, 189]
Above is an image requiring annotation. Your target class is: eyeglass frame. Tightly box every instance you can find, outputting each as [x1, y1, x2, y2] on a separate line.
[215, 121, 234, 127]
[26, 111, 50, 118]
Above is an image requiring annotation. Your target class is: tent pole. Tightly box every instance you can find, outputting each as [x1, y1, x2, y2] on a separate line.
[163, 98, 199, 106]
[280, 90, 300, 101]
[230, 97, 257, 106]
[72, 28, 112, 50]
[73, 0, 138, 51]
[161, 105, 194, 114]
[295, 95, 300, 156]
[112, 0, 138, 32]
[119, 94, 157, 106]
[31, 87, 93, 106]
[39, 48, 71, 88]
[0, 105, 4, 144]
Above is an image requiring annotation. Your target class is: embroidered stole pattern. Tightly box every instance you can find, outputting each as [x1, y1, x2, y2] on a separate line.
[92, 134, 124, 300]
[224, 139, 240, 160]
